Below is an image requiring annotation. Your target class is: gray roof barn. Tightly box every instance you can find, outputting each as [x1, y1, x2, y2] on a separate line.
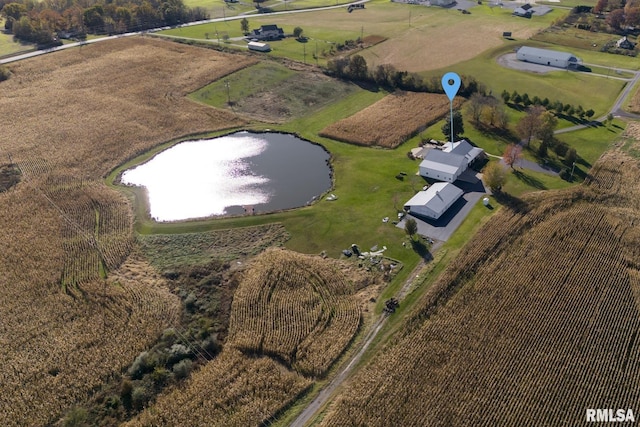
[442, 140, 484, 166]
[404, 182, 464, 220]
[421, 149, 466, 174]
[516, 46, 581, 69]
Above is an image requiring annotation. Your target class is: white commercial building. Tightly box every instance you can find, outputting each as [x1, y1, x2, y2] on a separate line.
[404, 182, 464, 220]
[516, 46, 581, 69]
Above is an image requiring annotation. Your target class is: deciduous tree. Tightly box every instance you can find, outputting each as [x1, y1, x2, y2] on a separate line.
[405, 218, 418, 240]
[240, 17, 249, 34]
[293, 26, 303, 39]
[503, 144, 522, 169]
[483, 161, 507, 192]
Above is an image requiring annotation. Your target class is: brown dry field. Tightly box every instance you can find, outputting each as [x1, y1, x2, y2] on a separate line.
[127, 248, 374, 426]
[0, 37, 256, 426]
[321, 144, 640, 426]
[320, 91, 462, 148]
[1, 36, 255, 179]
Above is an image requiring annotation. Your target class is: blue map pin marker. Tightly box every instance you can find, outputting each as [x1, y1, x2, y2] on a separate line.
[441, 72, 461, 101]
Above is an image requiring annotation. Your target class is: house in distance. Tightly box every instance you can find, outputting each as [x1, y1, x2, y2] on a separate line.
[616, 36, 636, 50]
[249, 25, 285, 41]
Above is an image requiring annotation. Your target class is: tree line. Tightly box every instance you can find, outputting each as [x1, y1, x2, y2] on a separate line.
[501, 89, 595, 121]
[1, 0, 208, 46]
[325, 54, 484, 96]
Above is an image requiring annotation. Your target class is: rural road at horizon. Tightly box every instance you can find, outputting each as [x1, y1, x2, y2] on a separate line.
[0, 0, 369, 65]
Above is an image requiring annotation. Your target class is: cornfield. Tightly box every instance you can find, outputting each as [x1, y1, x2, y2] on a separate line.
[0, 36, 254, 425]
[320, 146, 640, 426]
[319, 91, 462, 148]
[227, 248, 361, 377]
[127, 248, 366, 426]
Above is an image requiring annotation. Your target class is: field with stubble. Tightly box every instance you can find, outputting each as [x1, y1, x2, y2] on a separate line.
[319, 92, 461, 148]
[0, 36, 255, 426]
[319, 138, 640, 426]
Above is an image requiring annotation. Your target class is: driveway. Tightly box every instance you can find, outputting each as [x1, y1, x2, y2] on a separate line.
[396, 172, 487, 242]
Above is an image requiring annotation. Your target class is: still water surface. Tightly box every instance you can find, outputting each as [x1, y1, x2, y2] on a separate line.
[120, 132, 332, 222]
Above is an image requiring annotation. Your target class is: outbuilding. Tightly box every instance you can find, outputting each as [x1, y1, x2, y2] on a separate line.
[248, 41, 271, 52]
[404, 182, 464, 220]
[419, 149, 467, 182]
[516, 46, 581, 69]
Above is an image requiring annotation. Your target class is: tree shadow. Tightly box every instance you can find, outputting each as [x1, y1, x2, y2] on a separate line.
[411, 239, 434, 261]
[513, 169, 547, 190]
[493, 191, 529, 214]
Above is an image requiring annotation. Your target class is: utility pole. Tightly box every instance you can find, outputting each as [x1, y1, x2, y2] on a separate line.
[225, 80, 231, 105]
[570, 161, 576, 180]
[303, 43, 306, 64]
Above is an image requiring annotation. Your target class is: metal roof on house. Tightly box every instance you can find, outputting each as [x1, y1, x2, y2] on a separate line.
[517, 46, 578, 62]
[404, 182, 464, 216]
[442, 140, 484, 165]
[420, 149, 467, 175]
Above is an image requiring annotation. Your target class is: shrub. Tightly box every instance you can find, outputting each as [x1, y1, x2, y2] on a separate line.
[172, 358, 193, 380]
[554, 142, 569, 157]
[131, 386, 149, 411]
[0, 66, 10, 82]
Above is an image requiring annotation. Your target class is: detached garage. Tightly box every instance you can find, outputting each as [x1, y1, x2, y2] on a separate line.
[516, 46, 581, 69]
[404, 182, 464, 220]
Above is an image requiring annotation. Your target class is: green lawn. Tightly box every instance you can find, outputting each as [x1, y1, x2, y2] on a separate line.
[0, 29, 34, 57]
[422, 44, 626, 118]
[189, 61, 297, 107]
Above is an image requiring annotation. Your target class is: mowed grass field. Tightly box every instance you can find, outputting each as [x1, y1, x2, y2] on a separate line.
[319, 140, 640, 426]
[160, 0, 564, 70]
[421, 42, 627, 117]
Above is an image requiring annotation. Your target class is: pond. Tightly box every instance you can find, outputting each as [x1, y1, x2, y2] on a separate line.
[120, 132, 332, 222]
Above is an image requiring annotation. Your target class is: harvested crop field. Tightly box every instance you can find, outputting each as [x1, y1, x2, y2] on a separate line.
[320, 91, 461, 148]
[0, 36, 256, 426]
[1, 36, 255, 178]
[321, 144, 640, 426]
[127, 248, 371, 426]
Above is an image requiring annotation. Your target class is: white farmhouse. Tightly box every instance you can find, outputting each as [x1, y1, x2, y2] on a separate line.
[404, 182, 464, 220]
[419, 149, 467, 182]
[516, 46, 581, 69]
[441, 140, 485, 167]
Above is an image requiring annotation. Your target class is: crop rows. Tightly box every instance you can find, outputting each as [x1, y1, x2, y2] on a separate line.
[130, 249, 367, 426]
[0, 37, 259, 426]
[321, 149, 640, 426]
[126, 348, 312, 427]
[227, 248, 361, 377]
[319, 92, 462, 148]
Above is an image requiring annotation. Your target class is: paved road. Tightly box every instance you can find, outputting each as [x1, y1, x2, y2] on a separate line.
[0, 0, 369, 65]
